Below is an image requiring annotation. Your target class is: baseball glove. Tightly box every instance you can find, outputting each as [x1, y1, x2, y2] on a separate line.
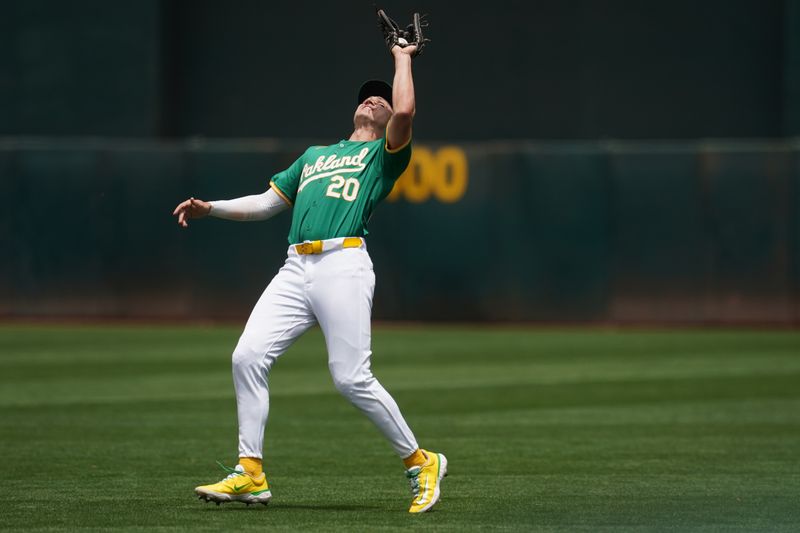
[377, 9, 430, 57]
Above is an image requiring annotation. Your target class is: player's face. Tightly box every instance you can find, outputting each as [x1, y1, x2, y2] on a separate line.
[354, 96, 393, 128]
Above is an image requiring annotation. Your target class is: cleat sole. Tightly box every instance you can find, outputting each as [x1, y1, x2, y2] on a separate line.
[195, 487, 272, 506]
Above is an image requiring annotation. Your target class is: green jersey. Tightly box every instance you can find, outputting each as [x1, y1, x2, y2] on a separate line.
[270, 134, 412, 244]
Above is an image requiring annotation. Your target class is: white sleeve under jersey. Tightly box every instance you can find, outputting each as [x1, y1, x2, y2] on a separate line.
[208, 189, 289, 222]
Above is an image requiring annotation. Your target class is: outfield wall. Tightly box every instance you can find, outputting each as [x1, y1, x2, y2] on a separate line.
[1, 139, 798, 324]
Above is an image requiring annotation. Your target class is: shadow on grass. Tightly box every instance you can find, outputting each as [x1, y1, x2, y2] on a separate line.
[200, 502, 385, 512]
[274, 503, 385, 511]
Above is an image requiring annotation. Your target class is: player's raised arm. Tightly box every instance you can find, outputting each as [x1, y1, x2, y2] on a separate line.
[386, 47, 415, 151]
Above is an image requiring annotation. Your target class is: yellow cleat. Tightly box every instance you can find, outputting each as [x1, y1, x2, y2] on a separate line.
[195, 462, 272, 506]
[406, 450, 448, 513]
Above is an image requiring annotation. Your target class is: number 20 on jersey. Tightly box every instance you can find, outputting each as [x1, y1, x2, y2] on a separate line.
[326, 175, 360, 201]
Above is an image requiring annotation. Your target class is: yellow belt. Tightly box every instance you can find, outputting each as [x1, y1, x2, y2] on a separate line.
[295, 237, 362, 255]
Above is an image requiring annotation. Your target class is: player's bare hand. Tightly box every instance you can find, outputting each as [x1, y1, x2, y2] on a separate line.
[391, 43, 417, 58]
[172, 197, 211, 228]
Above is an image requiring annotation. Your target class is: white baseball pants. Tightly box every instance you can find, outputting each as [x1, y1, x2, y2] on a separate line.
[232, 238, 419, 459]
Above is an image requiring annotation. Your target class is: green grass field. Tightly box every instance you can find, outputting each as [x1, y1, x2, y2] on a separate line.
[0, 324, 798, 532]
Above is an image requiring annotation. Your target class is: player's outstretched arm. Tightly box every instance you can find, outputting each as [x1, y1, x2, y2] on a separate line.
[172, 189, 290, 228]
[386, 45, 416, 150]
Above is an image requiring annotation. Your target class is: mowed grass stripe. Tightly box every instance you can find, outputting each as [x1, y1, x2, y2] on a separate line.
[2, 368, 798, 409]
[0, 325, 798, 532]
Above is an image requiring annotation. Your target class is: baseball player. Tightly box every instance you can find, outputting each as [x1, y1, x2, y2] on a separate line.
[172, 11, 445, 513]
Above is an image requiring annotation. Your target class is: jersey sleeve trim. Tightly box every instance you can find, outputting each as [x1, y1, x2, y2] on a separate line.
[385, 135, 412, 154]
[384, 125, 412, 154]
[270, 181, 293, 206]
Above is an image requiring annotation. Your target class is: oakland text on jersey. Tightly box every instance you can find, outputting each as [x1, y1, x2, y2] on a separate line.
[298, 147, 370, 193]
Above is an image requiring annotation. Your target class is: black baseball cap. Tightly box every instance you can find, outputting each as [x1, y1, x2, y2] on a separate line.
[358, 80, 393, 108]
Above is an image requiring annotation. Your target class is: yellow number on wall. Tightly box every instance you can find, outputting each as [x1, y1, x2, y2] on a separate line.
[388, 146, 469, 203]
[433, 147, 468, 203]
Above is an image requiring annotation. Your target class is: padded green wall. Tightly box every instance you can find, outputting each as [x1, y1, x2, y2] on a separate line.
[0, 0, 161, 136]
[1, 140, 798, 323]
